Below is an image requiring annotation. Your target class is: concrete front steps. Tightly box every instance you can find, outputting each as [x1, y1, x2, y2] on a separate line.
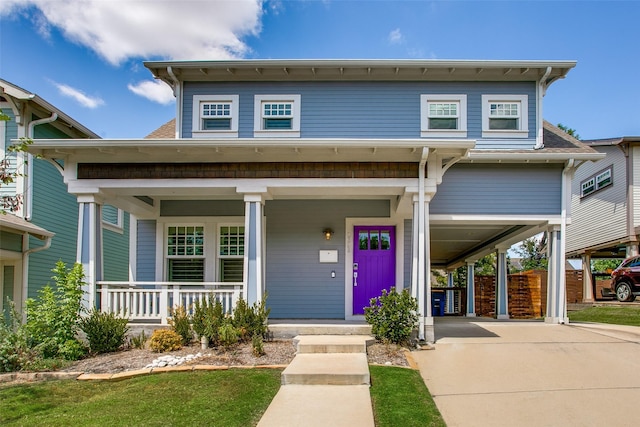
[257, 334, 375, 427]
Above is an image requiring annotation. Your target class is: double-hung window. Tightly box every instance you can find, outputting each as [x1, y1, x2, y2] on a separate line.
[166, 225, 205, 282]
[192, 95, 239, 137]
[481, 95, 528, 138]
[421, 94, 467, 137]
[581, 167, 613, 198]
[254, 94, 301, 137]
[218, 226, 244, 282]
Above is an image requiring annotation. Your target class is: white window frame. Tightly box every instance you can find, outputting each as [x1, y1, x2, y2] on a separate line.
[254, 94, 301, 137]
[192, 95, 239, 138]
[164, 224, 207, 282]
[102, 205, 124, 234]
[217, 224, 245, 282]
[581, 167, 612, 198]
[481, 94, 529, 138]
[420, 94, 467, 138]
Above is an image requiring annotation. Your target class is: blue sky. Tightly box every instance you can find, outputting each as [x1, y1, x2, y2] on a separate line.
[1, 0, 638, 139]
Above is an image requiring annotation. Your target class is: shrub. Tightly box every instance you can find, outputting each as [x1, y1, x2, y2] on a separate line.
[0, 299, 39, 372]
[130, 331, 148, 349]
[232, 296, 270, 342]
[364, 287, 419, 345]
[252, 333, 265, 357]
[169, 306, 192, 345]
[24, 262, 86, 360]
[79, 310, 129, 354]
[149, 329, 183, 353]
[218, 320, 239, 349]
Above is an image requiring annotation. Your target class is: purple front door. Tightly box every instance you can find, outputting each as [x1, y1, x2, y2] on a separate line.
[353, 226, 396, 315]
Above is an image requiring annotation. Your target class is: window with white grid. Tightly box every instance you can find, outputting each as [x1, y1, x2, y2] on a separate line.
[192, 95, 239, 137]
[218, 226, 245, 282]
[481, 95, 528, 138]
[254, 94, 301, 137]
[420, 94, 467, 137]
[166, 225, 205, 282]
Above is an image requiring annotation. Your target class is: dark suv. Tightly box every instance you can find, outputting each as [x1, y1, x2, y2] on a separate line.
[610, 257, 640, 302]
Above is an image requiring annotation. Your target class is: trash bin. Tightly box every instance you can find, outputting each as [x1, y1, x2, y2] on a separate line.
[431, 289, 446, 316]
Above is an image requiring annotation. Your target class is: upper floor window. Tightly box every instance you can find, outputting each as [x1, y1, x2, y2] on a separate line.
[421, 94, 467, 138]
[581, 167, 612, 198]
[192, 95, 239, 138]
[481, 95, 528, 138]
[254, 94, 301, 137]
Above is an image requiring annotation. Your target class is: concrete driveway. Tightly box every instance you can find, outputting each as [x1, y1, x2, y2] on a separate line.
[412, 318, 640, 427]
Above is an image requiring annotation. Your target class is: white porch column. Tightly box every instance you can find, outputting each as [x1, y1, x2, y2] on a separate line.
[446, 270, 455, 314]
[243, 193, 265, 306]
[626, 243, 638, 257]
[466, 261, 476, 317]
[581, 253, 595, 303]
[76, 196, 103, 311]
[411, 194, 433, 342]
[496, 248, 509, 319]
[546, 226, 568, 324]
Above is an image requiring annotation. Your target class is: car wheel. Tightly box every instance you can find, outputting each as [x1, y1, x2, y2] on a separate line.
[616, 282, 634, 302]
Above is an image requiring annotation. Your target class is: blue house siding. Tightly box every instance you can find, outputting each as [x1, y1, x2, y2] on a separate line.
[136, 220, 157, 281]
[265, 199, 389, 318]
[182, 81, 536, 147]
[28, 125, 80, 298]
[431, 164, 563, 215]
[103, 213, 130, 281]
[404, 219, 412, 290]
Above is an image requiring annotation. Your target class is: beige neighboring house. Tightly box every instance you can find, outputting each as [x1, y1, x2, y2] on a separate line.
[566, 136, 640, 300]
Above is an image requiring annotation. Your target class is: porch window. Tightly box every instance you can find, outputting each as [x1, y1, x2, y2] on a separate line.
[102, 204, 124, 233]
[219, 226, 245, 282]
[166, 226, 205, 281]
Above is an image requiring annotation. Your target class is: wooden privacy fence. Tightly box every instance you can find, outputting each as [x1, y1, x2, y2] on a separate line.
[473, 270, 583, 318]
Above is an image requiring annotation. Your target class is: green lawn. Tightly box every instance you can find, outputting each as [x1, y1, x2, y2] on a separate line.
[0, 369, 281, 427]
[568, 305, 640, 326]
[370, 365, 446, 427]
[1, 366, 443, 426]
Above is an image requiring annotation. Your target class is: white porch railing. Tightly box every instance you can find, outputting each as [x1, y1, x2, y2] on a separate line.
[97, 282, 243, 324]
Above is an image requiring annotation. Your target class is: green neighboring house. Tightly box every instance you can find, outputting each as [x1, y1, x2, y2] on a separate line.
[0, 79, 130, 315]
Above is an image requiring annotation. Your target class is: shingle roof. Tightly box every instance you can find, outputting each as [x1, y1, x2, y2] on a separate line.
[145, 118, 176, 139]
[143, 118, 599, 156]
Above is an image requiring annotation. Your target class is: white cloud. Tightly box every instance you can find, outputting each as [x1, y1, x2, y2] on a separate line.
[53, 82, 105, 109]
[388, 28, 403, 45]
[1, 0, 263, 65]
[128, 80, 175, 105]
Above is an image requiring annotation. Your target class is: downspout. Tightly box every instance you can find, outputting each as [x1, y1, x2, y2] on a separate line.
[534, 66, 552, 150]
[25, 113, 58, 220]
[166, 67, 181, 138]
[417, 147, 429, 341]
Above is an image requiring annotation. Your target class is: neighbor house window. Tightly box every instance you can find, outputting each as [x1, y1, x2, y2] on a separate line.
[254, 94, 301, 137]
[218, 226, 244, 282]
[421, 94, 467, 137]
[102, 204, 124, 233]
[192, 95, 239, 137]
[481, 95, 528, 138]
[166, 225, 205, 281]
[581, 167, 613, 198]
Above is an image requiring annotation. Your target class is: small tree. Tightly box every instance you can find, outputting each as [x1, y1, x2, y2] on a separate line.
[364, 287, 419, 345]
[513, 234, 548, 271]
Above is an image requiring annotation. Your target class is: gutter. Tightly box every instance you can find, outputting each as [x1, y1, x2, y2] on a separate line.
[534, 66, 552, 150]
[22, 113, 57, 220]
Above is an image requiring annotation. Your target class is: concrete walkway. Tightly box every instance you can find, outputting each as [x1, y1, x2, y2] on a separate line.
[412, 318, 640, 427]
[258, 335, 375, 427]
